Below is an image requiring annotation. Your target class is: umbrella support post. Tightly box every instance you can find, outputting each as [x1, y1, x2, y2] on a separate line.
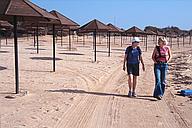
[36, 26, 39, 54]
[121, 34, 123, 47]
[33, 30, 36, 47]
[0, 36, 1, 48]
[94, 31, 97, 62]
[83, 35, 85, 46]
[145, 35, 148, 52]
[53, 25, 56, 72]
[69, 29, 71, 50]
[108, 32, 111, 57]
[6, 34, 8, 45]
[14, 16, 19, 94]
[61, 29, 63, 46]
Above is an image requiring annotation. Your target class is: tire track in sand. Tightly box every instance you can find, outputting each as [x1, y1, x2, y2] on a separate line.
[54, 65, 123, 128]
[37, 67, 101, 128]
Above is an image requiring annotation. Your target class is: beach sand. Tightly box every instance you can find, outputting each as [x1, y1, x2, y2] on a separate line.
[0, 35, 191, 128]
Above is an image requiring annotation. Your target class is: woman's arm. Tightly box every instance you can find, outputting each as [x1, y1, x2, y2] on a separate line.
[123, 54, 127, 71]
[140, 55, 145, 71]
[152, 47, 157, 63]
[167, 47, 172, 63]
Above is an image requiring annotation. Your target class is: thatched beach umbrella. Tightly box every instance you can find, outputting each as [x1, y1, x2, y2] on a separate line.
[125, 26, 147, 51]
[144, 29, 157, 46]
[107, 23, 124, 47]
[50, 10, 79, 50]
[145, 29, 156, 40]
[125, 26, 146, 36]
[78, 19, 110, 61]
[0, 0, 58, 94]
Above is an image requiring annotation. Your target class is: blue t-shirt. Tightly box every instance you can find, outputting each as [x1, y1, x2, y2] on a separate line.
[125, 47, 141, 64]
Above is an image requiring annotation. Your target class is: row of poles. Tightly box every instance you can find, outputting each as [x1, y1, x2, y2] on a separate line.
[1, 24, 192, 94]
[1, 31, 192, 52]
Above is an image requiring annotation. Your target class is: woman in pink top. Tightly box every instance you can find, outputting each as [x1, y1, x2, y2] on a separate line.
[152, 37, 172, 100]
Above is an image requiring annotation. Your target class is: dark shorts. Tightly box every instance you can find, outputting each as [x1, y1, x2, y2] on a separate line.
[127, 63, 139, 76]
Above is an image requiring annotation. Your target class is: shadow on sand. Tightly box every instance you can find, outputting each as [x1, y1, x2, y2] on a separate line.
[25, 48, 46, 51]
[0, 92, 16, 95]
[0, 51, 9, 53]
[20, 69, 52, 73]
[59, 52, 85, 56]
[0, 66, 7, 71]
[30, 57, 63, 61]
[47, 88, 157, 101]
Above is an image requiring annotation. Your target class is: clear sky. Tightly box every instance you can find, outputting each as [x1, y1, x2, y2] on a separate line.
[31, 0, 192, 30]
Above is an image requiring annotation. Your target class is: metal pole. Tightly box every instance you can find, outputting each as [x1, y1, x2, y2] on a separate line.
[36, 26, 39, 54]
[77, 35, 78, 43]
[93, 33, 94, 50]
[69, 29, 71, 50]
[121, 33, 123, 47]
[83, 34, 85, 46]
[145, 35, 148, 52]
[14, 16, 19, 94]
[94, 31, 97, 62]
[27, 31, 29, 41]
[114, 34, 115, 44]
[108, 32, 111, 57]
[169, 37, 171, 48]
[33, 29, 36, 47]
[0, 35, 1, 48]
[106, 33, 108, 48]
[6, 33, 8, 45]
[53, 25, 56, 72]
[61, 29, 63, 46]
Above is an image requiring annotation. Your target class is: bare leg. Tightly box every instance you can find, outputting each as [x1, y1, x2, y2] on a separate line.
[133, 76, 137, 92]
[128, 75, 132, 91]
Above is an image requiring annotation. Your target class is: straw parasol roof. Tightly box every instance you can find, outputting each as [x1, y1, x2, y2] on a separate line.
[50, 10, 80, 50]
[50, 10, 79, 28]
[79, 19, 110, 33]
[0, 0, 58, 22]
[125, 26, 146, 36]
[78, 19, 110, 61]
[154, 30, 165, 36]
[144, 29, 156, 35]
[107, 23, 124, 33]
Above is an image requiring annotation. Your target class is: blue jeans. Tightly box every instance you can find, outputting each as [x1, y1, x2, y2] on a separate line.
[153, 63, 168, 97]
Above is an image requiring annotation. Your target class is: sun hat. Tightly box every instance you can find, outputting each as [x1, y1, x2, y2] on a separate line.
[132, 37, 141, 43]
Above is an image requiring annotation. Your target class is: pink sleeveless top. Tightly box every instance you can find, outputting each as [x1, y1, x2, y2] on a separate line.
[155, 46, 169, 62]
